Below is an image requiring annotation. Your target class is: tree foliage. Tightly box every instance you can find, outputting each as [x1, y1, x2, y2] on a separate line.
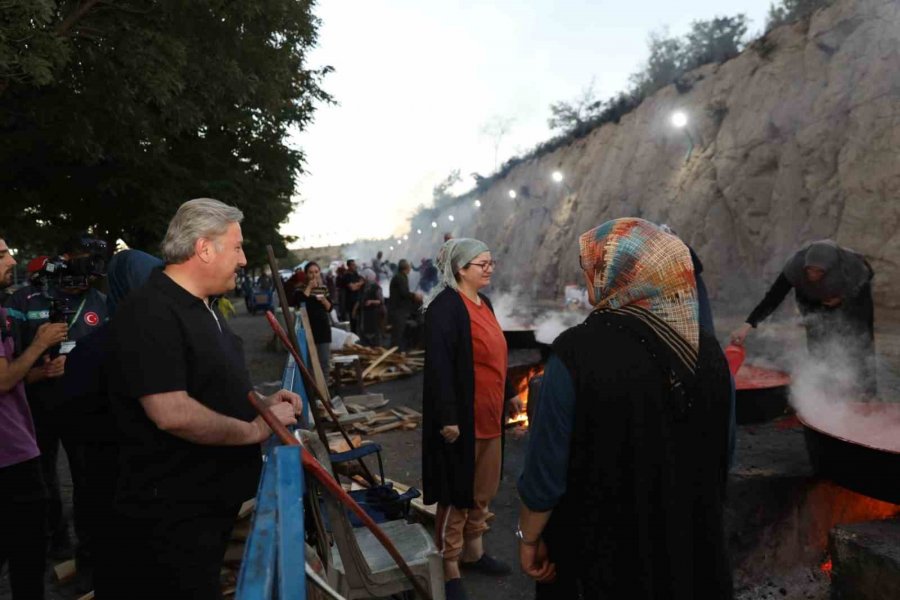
[630, 16, 748, 96]
[1, 0, 331, 265]
[767, 0, 831, 31]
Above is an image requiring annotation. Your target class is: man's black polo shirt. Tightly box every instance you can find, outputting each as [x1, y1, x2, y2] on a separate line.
[108, 269, 260, 513]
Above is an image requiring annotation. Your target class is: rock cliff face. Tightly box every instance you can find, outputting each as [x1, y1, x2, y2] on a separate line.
[368, 0, 900, 316]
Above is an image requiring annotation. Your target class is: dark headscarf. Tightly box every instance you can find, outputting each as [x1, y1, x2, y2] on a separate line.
[782, 240, 871, 301]
[106, 249, 164, 315]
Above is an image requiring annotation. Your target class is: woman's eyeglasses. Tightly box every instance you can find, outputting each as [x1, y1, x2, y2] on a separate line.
[468, 260, 497, 271]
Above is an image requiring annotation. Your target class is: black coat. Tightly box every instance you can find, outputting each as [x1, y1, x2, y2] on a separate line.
[540, 309, 733, 599]
[422, 287, 505, 508]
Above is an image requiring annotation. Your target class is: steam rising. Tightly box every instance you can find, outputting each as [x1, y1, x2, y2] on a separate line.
[787, 336, 899, 452]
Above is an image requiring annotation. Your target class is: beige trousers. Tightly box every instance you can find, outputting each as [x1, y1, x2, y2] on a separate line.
[434, 436, 502, 560]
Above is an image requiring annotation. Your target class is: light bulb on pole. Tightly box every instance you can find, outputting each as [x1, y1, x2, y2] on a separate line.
[474, 199, 482, 208]
[448, 215, 455, 222]
[551, 171, 564, 183]
[431, 221, 437, 228]
[670, 110, 694, 162]
[508, 189, 517, 200]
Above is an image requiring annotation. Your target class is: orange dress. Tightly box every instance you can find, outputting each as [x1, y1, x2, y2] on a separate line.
[461, 293, 508, 439]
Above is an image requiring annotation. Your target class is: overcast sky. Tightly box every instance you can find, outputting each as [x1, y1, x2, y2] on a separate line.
[283, 0, 772, 248]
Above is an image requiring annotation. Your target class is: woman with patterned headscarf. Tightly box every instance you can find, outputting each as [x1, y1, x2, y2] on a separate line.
[516, 218, 733, 599]
[422, 238, 512, 600]
[730, 240, 876, 396]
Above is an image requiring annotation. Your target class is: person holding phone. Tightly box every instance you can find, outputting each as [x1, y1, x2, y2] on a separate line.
[294, 261, 333, 378]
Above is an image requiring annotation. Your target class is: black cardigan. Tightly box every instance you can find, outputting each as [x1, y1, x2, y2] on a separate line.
[422, 287, 504, 508]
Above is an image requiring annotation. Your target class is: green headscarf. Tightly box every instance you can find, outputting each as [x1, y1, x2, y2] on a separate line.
[423, 237, 490, 307]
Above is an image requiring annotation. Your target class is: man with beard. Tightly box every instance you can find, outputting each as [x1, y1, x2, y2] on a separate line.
[105, 198, 302, 599]
[0, 236, 68, 599]
[5, 234, 109, 568]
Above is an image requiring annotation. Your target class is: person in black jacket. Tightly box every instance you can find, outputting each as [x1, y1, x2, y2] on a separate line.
[62, 249, 162, 595]
[422, 238, 512, 600]
[730, 240, 876, 396]
[388, 260, 421, 351]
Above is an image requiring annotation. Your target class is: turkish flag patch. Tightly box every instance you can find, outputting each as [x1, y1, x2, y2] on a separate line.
[84, 312, 100, 326]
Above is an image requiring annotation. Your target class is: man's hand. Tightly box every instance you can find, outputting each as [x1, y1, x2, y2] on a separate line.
[729, 323, 753, 346]
[519, 538, 556, 583]
[250, 401, 298, 443]
[43, 355, 66, 379]
[440, 425, 460, 443]
[264, 389, 303, 415]
[33, 322, 68, 352]
[26, 355, 66, 383]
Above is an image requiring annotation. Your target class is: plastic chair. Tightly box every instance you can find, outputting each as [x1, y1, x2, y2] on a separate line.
[328, 442, 421, 526]
[299, 431, 445, 600]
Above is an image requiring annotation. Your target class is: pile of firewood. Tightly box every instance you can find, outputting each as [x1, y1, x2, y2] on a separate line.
[332, 345, 425, 385]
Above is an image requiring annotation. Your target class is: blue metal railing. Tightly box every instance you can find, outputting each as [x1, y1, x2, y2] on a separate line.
[237, 311, 315, 599]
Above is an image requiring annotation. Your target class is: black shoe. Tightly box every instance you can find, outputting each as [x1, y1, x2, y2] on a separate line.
[460, 553, 512, 576]
[445, 578, 469, 600]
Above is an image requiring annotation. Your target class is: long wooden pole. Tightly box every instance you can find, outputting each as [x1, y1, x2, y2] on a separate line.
[265, 310, 377, 486]
[247, 393, 433, 600]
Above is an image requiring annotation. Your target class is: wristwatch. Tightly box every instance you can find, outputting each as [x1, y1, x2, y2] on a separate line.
[515, 524, 539, 546]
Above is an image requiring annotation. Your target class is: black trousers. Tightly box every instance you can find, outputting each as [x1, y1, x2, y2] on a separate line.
[389, 310, 410, 351]
[81, 440, 118, 595]
[103, 501, 241, 600]
[29, 398, 89, 555]
[0, 457, 48, 600]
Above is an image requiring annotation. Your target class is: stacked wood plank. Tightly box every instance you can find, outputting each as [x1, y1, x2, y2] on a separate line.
[332, 345, 425, 385]
[349, 405, 422, 435]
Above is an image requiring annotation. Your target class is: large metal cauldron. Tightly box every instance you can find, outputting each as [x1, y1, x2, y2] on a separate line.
[799, 403, 900, 504]
[734, 364, 791, 424]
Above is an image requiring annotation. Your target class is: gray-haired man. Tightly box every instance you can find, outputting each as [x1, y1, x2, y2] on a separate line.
[105, 198, 301, 599]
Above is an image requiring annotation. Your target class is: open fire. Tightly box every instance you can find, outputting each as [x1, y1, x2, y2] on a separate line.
[506, 364, 544, 429]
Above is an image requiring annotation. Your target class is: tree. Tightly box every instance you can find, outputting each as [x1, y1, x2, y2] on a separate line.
[766, 0, 830, 30]
[629, 31, 684, 97]
[1, 0, 331, 265]
[629, 17, 747, 97]
[682, 16, 748, 70]
[480, 115, 514, 171]
[547, 79, 603, 132]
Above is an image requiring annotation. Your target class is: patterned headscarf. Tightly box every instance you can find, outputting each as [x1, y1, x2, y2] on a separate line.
[579, 218, 699, 354]
[423, 237, 490, 308]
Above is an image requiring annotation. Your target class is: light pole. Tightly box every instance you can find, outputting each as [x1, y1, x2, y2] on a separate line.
[670, 110, 695, 162]
[551, 170, 574, 194]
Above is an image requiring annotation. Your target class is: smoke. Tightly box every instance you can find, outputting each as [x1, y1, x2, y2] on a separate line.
[487, 288, 590, 344]
[784, 330, 899, 452]
[490, 290, 530, 330]
[534, 310, 586, 344]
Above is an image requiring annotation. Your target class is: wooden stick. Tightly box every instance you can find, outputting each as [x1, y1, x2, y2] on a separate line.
[264, 311, 377, 486]
[361, 346, 399, 378]
[246, 393, 433, 600]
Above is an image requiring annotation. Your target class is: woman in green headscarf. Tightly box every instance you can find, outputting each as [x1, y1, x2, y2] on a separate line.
[422, 238, 511, 600]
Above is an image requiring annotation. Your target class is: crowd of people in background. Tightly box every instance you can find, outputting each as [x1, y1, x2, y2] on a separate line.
[238, 250, 438, 352]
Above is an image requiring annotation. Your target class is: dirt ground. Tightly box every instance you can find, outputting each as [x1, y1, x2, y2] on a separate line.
[5, 298, 898, 599]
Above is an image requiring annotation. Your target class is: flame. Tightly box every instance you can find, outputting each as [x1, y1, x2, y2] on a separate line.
[820, 557, 833, 578]
[507, 365, 544, 429]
